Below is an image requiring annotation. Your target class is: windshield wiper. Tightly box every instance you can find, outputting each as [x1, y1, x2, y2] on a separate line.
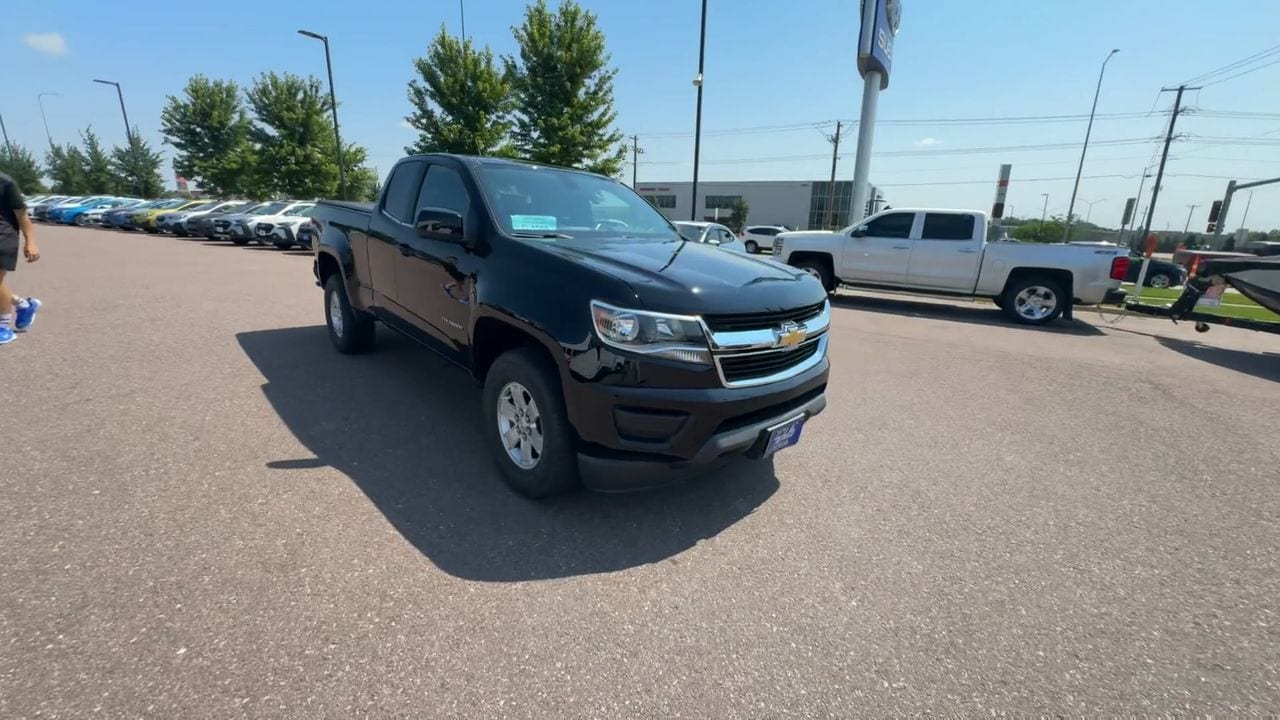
[510, 231, 574, 239]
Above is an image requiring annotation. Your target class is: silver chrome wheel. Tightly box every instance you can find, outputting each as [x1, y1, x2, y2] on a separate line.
[802, 266, 823, 282]
[1014, 285, 1058, 320]
[328, 291, 344, 338]
[1148, 273, 1171, 289]
[497, 381, 543, 470]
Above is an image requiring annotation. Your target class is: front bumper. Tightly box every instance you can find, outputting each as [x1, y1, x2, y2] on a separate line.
[567, 351, 829, 492]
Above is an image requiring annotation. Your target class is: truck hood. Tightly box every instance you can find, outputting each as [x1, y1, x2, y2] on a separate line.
[534, 237, 827, 315]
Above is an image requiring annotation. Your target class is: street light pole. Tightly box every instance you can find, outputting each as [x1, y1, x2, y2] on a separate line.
[299, 30, 347, 200]
[1081, 198, 1104, 223]
[92, 79, 134, 145]
[1062, 49, 1118, 243]
[37, 92, 60, 147]
[0, 110, 13, 158]
[1039, 193, 1050, 240]
[689, 0, 707, 221]
[459, 0, 466, 39]
[1183, 204, 1199, 233]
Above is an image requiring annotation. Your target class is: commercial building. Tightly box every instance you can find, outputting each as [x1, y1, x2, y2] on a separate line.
[636, 180, 884, 231]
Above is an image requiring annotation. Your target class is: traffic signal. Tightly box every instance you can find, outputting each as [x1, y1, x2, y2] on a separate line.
[1206, 199, 1222, 233]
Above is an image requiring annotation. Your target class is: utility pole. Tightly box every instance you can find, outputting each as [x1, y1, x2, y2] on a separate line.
[825, 120, 842, 229]
[1183, 204, 1199, 233]
[689, 0, 707, 221]
[1133, 84, 1195, 301]
[630, 134, 643, 188]
[0, 110, 13, 157]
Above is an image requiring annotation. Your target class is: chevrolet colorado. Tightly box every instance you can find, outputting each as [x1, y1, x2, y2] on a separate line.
[310, 154, 830, 497]
[773, 209, 1130, 324]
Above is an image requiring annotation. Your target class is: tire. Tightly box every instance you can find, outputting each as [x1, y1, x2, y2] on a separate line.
[744, 239, 759, 254]
[791, 257, 835, 292]
[74, 215, 88, 226]
[231, 238, 250, 246]
[482, 348, 580, 498]
[1001, 276, 1066, 325]
[323, 274, 375, 354]
[1146, 272, 1172, 289]
[993, 296, 1007, 311]
[273, 241, 294, 250]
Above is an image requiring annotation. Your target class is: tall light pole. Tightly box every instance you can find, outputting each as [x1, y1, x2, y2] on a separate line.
[1080, 198, 1104, 223]
[689, 0, 707, 221]
[37, 92, 60, 147]
[1062, 48, 1119, 243]
[459, 0, 466, 39]
[1039, 193, 1050, 240]
[1238, 190, 1255, 231]
[92, 79, 134, 145]
[1183, 204, 1199, 233]
[0, 110, 13, 157]
[299, 29, 347, 200]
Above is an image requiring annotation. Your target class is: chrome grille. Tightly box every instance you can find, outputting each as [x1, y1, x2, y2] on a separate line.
[715, 336, 826, 387]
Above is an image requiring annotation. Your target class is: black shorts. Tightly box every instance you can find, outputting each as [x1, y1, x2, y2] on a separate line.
[0, 234, 18, 272]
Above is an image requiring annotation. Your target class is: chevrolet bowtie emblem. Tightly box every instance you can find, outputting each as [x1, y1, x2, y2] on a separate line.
[774, 321, 807, 348]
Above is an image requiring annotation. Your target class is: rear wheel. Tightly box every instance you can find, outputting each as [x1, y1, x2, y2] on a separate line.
[1147, 272, 1172, 288]
[324, 274, 375, 354]
[273, 240, 294, 250]
[1001, 276, 1065, 325]
[232, 238, 250, 246]
[482, 348, 580, 498]
[791, 257, 835, 292]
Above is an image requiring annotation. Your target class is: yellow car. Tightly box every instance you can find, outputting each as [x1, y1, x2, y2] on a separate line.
[126, 199, 205, 233]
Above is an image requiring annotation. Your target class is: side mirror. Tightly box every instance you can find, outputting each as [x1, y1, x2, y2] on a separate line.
[706, 236, 722, 246]
[415, 207, 467, 243]
[851, 227, 868, 238]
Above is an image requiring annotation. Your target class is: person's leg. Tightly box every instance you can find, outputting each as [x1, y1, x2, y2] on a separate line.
[0, 269, 14, 343]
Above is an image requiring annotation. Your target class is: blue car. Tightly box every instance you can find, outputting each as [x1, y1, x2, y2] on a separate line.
[59, 197, 141, 225]
[45, 196, 116, 223]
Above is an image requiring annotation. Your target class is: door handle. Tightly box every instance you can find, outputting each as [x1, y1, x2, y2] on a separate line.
[893, 244, 911, 250]
[958, 248, 979, 254]
[398, 243, 413, 256]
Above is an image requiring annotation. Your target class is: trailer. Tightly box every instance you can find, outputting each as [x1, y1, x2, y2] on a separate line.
[1126, 255, 1280, 336]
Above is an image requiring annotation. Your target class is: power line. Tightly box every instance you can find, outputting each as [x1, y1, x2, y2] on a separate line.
[1182, 43, 1280, 85]
[1202, 56, 1280, 88]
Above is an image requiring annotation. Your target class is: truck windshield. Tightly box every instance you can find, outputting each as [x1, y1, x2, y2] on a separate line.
[474, 163, 676, 240]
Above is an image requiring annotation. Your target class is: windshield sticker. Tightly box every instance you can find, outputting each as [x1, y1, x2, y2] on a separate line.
[511, 214, 558, 231]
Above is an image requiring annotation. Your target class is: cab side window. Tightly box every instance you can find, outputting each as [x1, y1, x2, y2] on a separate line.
[922, 213, 976, 241]
[381, 161, 424, 223]
[863, 212, 915, 238]
[416, 165, 471, 219]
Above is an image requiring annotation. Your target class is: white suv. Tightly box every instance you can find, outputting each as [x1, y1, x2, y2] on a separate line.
[741, 225, 789, 254]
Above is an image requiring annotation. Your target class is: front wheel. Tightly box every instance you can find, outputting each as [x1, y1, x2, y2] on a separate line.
[1147, 272, 1172, 289]
[273, 241, 294, 250]
[744, 239, 759, 254]
[482, 348, 580, 498]
[231, 238, 250, 246]
[324, 274, 375, 354]
[1001, 277, 1066, 325]
[791, 257, 835, 292]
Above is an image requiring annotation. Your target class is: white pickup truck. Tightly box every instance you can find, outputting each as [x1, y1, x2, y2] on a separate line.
[772, 208, 1129, 324]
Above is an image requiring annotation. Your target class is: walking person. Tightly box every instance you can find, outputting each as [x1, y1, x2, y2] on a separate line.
[1, 171, 42, 345]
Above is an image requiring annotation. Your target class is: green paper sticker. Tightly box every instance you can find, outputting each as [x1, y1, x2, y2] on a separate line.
[511, 214, 558, 231]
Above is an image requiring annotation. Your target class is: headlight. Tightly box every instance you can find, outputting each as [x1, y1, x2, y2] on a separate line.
[590, 301, 710, 364]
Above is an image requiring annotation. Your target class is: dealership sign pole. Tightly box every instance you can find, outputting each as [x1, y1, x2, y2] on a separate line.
[851, 0, 901, 224]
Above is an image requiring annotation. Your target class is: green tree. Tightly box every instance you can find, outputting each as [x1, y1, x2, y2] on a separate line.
[161, 75, 256, 196]
[728, 198, 750, 233]
[111, 135, 166, 198]
[1011, 216, 1067, 243]
[247, 72, 341, 198]
[81, 128, 118, 194]
[0, 144, 46, 193]
[46, 143, 90, 195]
[507, 0, 625, 174]
[406, 27, 514, 156]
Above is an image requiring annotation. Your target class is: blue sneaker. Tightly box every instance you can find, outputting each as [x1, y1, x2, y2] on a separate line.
[15, 298, 41, 332]
[0, 327, 14, 345]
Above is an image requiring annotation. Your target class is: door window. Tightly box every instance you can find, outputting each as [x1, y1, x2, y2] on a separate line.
[382, 161, 424, 223]
[922, 213, 976, 241]
[862, 212, 914, 238]
[416, 165, 471, 219]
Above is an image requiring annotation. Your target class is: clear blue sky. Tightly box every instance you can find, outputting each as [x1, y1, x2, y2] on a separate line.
[7, 0, 1280, 232]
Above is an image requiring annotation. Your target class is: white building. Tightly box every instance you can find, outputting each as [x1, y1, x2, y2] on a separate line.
[635, 180, 884, 231]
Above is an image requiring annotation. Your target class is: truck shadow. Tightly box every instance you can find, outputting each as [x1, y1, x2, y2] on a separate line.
[236, 326, 779, 582]
[829, 292, 1106, 335]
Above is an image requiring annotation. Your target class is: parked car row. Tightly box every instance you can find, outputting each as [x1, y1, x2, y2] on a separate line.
[27, 193, 317, 250]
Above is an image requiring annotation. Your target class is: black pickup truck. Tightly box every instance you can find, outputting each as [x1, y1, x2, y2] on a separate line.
[309, 154, 830, 497]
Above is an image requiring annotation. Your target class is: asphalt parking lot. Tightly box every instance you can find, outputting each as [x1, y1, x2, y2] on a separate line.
[4, 225, 1279, 717]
